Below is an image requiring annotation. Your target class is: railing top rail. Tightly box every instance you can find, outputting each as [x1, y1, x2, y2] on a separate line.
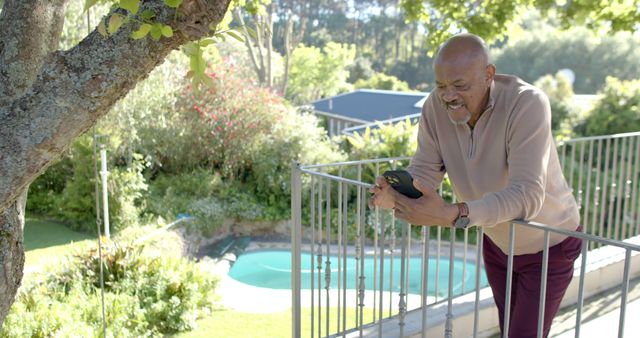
[299, 168, 375, 189]
[557, 131, 640, 145]
[300, 156, 412, 169]
[512, 220, 640, 252]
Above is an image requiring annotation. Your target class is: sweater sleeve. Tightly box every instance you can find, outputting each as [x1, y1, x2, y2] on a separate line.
[407, 100, 446, 191]
[466, 88, 553, 226]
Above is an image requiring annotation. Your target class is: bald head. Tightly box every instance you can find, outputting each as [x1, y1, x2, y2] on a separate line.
[434, 33, 490, 70]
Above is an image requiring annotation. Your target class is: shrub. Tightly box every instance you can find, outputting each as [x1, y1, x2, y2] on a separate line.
[577, 77, 640, 136]
[0, 242, 217, 337]
[354, 72, 412, 92]
[533, 72, 577, 136]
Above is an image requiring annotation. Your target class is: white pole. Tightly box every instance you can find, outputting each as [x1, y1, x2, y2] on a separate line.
[100, 145, 110, 239]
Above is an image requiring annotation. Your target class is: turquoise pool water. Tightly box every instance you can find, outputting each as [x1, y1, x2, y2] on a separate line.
[228, 250, 488, 297]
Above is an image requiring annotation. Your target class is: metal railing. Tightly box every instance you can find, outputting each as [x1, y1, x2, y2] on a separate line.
[291, 131, 640, 338]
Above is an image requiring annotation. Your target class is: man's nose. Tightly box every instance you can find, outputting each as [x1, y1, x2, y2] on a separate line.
[442, 89, 458, 102]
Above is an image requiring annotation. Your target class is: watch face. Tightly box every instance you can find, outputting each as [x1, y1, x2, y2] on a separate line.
[455, 217, 470, 229]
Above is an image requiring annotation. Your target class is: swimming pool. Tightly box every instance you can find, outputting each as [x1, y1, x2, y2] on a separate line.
[228, 250, 488, 297]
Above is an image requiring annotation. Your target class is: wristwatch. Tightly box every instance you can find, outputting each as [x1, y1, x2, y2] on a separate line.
[452, 202, 470, 229]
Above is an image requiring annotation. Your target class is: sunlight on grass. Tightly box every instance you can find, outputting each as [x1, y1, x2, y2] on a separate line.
[174, 307, 375, 338]
[23, 218, 93, 269]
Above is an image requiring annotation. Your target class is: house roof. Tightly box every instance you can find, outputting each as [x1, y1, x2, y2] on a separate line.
[312, 89, 429, 122]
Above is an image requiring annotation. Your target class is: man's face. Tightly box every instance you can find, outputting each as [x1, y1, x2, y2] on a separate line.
[434, 58, 492, 124]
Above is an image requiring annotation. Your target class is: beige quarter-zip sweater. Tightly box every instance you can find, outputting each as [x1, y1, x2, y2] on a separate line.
[407, 74, 580, 255]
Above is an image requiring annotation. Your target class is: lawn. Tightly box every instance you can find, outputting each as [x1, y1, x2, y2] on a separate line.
[23, 218, 94, 269]
[174, 307, 375, 338]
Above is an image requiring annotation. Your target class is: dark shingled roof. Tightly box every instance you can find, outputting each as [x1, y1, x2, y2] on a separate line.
[312, 89, 430, 122]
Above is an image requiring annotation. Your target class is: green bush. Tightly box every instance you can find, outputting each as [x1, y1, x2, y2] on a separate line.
[33, 135, 148, 233]
[577, 77, 640, 136]
[1, 243, 217, 337]
[533, 72, 577, 136]
[354, 72, 412, 92]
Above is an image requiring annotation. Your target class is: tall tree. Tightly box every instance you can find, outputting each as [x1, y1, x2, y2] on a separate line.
[0, 0, 232, 326]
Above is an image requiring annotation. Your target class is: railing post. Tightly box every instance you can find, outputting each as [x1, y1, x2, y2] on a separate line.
[291, 162, 302, 338]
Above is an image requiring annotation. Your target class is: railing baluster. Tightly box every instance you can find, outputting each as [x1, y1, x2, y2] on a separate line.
[473, 227, 484, 338]
[325, 180, 331, 336]
[583, 140, 594, 237]
[631, 136, 640, 237]
[358, 186, 366, 336]
[618, 249, 632, 338]
[577, 140, 586, 211]
[435, 225, 442, 303]
[378, 208, 386, 338]
[569, 143, 576, 190]
[575, 233, 588, 338]
[310, 175, 316, 338]
[614, 137, 627, 240]
[607, 138, 619, 240]
[317, 178, 323, 338]
[462, 228, 469, 294]
[356, 165, 364, 336]
[398, 222, 408, 337]
[503, 223, 516, 338]
[445, 228, 456, 338]
[591, 138, 603, 248]
[337, 168, 343, 335]
[599, 138, 611, 240]
[421, 226, 430, 338]
[291, 163, 302, 338]
[373, 162, 380, 324]
[537, 231, 550, 338]
[342, 183, 348, 334]
[622, 135, 634, 239]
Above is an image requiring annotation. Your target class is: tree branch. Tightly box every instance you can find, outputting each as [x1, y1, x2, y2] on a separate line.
[0, 0, 232, 214]
[0, 0, 68, 106]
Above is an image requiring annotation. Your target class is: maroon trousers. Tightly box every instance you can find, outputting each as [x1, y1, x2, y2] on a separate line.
[483, 230, 582, 338]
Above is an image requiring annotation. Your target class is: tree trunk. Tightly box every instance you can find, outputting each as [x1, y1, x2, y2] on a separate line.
[0, 0, 232, 327]
[0, 190, 26, 327]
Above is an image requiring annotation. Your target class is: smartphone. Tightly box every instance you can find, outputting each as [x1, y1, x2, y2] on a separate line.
[382, 170, 423, 199]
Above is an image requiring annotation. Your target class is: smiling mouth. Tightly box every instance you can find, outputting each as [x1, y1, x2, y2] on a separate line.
[446, 103, 465, 111]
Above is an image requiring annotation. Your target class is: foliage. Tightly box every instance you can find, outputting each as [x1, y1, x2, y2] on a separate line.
[493, 24, 640, 94]
[0, 242, 217, 337]
[576, 77, 640, 136]
[354, 72, 411, 92]
[26, 135, 148, 234]
[181, 61, 288, 179]
[533, 72, 577, 135]
[347, 56, 374, 83]
[286, 42, 356, 104]
[401, 0, 640, 50]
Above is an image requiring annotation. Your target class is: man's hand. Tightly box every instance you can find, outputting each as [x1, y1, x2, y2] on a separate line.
[391, 179, 459, 227]
[368, 176, 397, 210]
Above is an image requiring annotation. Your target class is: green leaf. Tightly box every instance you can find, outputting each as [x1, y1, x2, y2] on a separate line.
[98, 18, 108, 37]
[198, 38, 216, 47]
[182, 42, 199, 56]
[84, 0, 99, 12]
[190, 53, 206, 75]
[140, 9, 156, 20]
[150, 23, 163, 41]
[161, 25, 174, 38]
[119, 0, 140, 14]
[108, 14, 124, 34]
[131, 23, 152, 39]
[164, 0, 184, 8]
[245, 26, 258, 39]
[225, 30, 244, 42]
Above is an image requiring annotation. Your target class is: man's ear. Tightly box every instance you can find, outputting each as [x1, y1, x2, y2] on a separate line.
[485, 64, 496, 82]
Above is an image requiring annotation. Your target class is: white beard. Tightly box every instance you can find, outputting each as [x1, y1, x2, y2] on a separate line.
[447, 109, 472, 126]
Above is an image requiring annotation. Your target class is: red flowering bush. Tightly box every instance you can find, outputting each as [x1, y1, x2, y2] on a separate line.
[177, 59, 288, 180]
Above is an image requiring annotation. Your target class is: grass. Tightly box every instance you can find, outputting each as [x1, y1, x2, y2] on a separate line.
[23, 218, 94, 269]
[173, 307, 375, 338]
